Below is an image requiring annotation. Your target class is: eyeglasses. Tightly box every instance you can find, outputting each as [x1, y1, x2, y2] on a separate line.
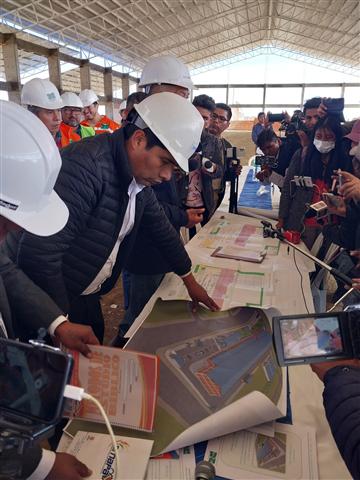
[211, 113, 228, 123]
[62, 107, 82, 114]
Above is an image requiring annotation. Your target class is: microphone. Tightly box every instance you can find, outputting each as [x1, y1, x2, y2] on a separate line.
[194, 460, 216, 480]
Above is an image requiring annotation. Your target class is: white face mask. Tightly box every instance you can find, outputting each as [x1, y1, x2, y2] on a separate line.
[350, 144, 360, 161]
[313, 138, 335, 154]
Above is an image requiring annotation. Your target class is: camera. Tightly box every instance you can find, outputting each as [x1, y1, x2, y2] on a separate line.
[268, 113, 286, 123]
[0, 338, 73, 457]
[309, 200, 328, 219]
[255, 154, 279, 169]
[273, 307, 360, 366]
[226, 146, 243, 169]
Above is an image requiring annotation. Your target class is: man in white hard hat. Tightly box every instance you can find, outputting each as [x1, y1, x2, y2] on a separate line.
[21, 78, 63, 146]
[59, 92, 95, 146]
[0, 101, 98, 480]
[80, 89, 119, 134]
[3, 93, 220, 343]
[139, 54, 193, 98]
[118, 60, 222, 344]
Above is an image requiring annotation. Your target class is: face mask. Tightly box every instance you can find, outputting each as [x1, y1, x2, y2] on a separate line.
[313, 138, 335, 154]
[350, 144, 360, 161]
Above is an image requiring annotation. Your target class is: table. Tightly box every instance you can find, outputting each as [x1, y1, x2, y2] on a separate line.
[219, 165, 281, 220]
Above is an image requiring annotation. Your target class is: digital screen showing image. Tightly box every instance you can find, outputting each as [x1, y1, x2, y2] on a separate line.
[0, 342, 68, 422]
[280, 316, 344, 360]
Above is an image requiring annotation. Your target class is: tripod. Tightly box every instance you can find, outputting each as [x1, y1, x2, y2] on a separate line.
[228, 171, 239, 214]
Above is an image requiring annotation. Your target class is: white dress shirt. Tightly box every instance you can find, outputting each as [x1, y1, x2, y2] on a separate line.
[82, 178, 145, 295]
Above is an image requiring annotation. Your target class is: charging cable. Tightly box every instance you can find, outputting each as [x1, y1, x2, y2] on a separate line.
[64, 385, 120, 480]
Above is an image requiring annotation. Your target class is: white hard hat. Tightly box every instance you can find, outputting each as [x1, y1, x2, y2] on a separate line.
[139, 55, 194, 91]
[21, 78, 63, 110]
[0, 100, 69, 236]
[119, 100, 127, 111]
[61, 92, 83, 109]
[134, 92, 203, 172]
[79, 89, 99, 107]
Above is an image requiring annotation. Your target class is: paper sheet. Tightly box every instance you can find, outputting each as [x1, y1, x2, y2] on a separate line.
[126, 300, 286, 455]
[204, 423, 318, 479]
[67, 431, 153, 480]
[146, 446, 195, 480]
[64, 345, 158, 432]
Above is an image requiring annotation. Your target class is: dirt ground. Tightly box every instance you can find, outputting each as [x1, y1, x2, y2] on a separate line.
[101, 130, 255, 344]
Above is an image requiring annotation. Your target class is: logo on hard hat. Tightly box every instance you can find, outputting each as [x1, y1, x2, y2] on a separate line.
[0, 198, 19, 211]
[47, 92, 56, 100]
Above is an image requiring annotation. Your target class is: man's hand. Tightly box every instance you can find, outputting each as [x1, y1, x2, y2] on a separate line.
[318, 100, 328, 118]
[296, 130, 310, 149]
[182, 273, 220, 312]
[46, 453, 92, 480]
[350, 250, 360, 270]
[339, 171, 360, 202]
[256, 167, 271, 182]
[232, 163, 242, 176]
[352, 278, 360, 291]
[186, 208, 205, 228]
[322, 195, 346, 217]
[311, 359, 360, 382]
[276, 218, 284, 229]
[54, 322, 99, 357]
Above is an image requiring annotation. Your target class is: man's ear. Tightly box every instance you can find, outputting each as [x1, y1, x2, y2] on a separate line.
[130, 129, 147, 150]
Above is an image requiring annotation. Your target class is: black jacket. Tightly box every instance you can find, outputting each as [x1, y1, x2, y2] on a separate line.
[126, 130, 223, 275]
[323, 365, 360, 480]
[0, 253, 62, 479]
[2, 129, 191, 312]
[323, 201, 360, 251]
[0, 253, 62, 340]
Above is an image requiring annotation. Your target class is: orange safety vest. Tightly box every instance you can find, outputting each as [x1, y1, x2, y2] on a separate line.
[81, 115, 120, 134]
[58, 123, 95, 148]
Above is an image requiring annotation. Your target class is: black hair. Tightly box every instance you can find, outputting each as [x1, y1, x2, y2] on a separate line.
[302, 115, 353, 183]
[256, 128, 278, 149]
[126, 91, 148, 110]
[257, 112, 265, 119]
[215, 102, 232, 121]
[27, 105, 41, 115]
[192, 94, 216, 112]
[123, 109, 167, 151]
[303, 97, 322, 114]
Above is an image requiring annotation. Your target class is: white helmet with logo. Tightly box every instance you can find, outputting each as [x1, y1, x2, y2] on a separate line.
[134, 92, 203, 172]
[0, 100, 69, 236]
[61, 92, 83, 109]
[79, 89, 99, 107]
[21, 78, 63, 110]
[139, 55, 194, 91]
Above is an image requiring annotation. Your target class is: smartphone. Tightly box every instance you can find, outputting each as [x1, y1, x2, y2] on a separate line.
[323, 98, 345, 114]
[272, 312, 354, 366]
[0, 338, 73, 424]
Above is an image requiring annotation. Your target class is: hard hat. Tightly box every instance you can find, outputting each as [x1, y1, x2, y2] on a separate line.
[0, 100, 69, 236]
[138, 55, 194, 91]
[79, 89, 99, 107]
[134, 92, 203, 172]
[61, 92, 83, 109]
[21, 78, 63, 110]
[119, 100, 127, 111]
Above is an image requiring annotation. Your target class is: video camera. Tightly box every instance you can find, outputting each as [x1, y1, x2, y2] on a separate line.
[273, 306, 360, 366]
[0, 336, 73, 476]
[279, 111, 309, 137]
[255, 154, 279, 170]
[226, 146, 243, 171]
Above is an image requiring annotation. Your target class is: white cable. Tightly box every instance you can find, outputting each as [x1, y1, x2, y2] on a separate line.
[64, 386, 120, 480]
[82, 392, 121, 480]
